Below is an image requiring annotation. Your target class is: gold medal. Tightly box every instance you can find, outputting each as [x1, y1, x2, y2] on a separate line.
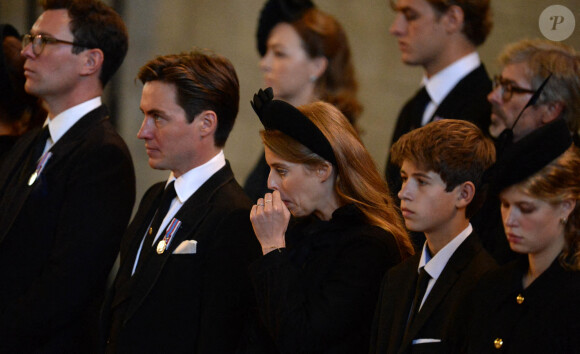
[156, 239, 167, 254]
[28, 171, 38, 186]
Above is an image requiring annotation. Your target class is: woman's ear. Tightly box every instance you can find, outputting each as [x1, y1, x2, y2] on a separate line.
[560, 198, 577, 220]
[309, 56, 328, 82]
[316, 161, 333, 183]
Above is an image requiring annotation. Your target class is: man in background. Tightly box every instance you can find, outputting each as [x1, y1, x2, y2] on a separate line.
[0, 0, 135, 352]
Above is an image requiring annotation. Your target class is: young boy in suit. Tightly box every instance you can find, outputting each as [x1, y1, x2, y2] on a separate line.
[370, 119, 497, 353]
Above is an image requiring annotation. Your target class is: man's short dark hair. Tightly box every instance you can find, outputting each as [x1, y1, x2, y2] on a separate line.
[42, 0, 128, 87]
[137, 50, 240, 148]
[427, 0, 492, 46]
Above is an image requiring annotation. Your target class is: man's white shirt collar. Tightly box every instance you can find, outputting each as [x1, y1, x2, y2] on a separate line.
[419, 223, 473, 279]
[166, 150, 226, 204]
[131, 150, 226, 275]
[419, 52, 480, 126]
[44, 97, 102, 147]
[422, 52, 481, 106]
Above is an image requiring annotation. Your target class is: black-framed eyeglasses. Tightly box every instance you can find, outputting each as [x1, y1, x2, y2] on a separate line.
[492, 75, 536, 102]
[22, 33, 85, 56]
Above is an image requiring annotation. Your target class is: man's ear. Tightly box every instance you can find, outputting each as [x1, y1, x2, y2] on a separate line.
[442, 5, 465, 34]
[541, 101, 564, 124]
[316, 161, 334, 183]
[80, 48, 104, 77]
[455, 181, 475, 209]
[198, 110, 218, 138]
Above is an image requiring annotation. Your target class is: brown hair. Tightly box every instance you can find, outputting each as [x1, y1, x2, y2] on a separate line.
[43, 0, 128, 87]
[290, 8, 362, 129]
[515, 146, 580, 270]
[390, 119, 496, 218]
[137, 50, 240, 147]
[261, 101, 413, 259]
[410, 0, 492, 46]
[498, 39, 580, 137]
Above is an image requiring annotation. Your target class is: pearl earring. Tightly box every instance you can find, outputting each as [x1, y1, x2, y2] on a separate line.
[309, 75, 317, 82]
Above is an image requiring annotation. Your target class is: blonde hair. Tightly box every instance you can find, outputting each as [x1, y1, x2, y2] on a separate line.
[516, 146, 580, 270]
[261, 102, 413, 259]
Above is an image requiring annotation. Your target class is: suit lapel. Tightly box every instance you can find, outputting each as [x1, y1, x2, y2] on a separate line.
[431, 65, 490, 121]
[121, 164, 235, 323]
[0, 106, 109, 245]
[111, 183, 165, 308]
[399, 234, 480, 351]
[387, 258, 420, 353]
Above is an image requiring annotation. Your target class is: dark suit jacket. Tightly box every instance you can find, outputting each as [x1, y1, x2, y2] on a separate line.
[0, 105, 136, 353]
[103, 163, 261, 353]
[385, 64, 492, 201]
[370, 232, 497, 354]
[463, 258, 580, 353]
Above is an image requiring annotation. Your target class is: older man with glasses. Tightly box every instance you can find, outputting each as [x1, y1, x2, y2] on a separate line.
[487, 39, 580, 143]
[0, 0, 135, 352]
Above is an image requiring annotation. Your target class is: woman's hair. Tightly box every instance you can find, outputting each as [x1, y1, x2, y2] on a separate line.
[261, 101, 413, 259]
[515, 145, 580, 270]
[290, 8, 362, 130]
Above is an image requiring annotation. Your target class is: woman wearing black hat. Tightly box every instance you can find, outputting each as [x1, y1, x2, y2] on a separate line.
[244, 0, 362, 203]
[240, 88, 412, 353]
[461, 119, 580, 352]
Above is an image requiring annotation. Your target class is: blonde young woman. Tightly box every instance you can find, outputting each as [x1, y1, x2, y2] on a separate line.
[463, 119, 580, 352]
[240, 88, 412, 353]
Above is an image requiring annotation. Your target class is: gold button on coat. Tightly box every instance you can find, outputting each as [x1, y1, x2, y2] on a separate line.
[494, 338, 503, 349]
[516, 294, 524, 304]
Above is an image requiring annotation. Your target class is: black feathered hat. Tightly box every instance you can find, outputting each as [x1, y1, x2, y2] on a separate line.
[251, 87, 337, 165]
[486, 118, 573, 194]
[256, 0, 315, 56]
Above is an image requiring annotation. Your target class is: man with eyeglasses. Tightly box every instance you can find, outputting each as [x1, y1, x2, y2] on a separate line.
[472, 38, 580, 265]
[487, 39, 580, 144]
[0, 0, 135, 352]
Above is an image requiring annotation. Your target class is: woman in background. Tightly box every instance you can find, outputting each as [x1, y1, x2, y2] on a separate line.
[244, 0, 362, 202]
[463, 119, 580, 352]
[242, 88, 412, 353]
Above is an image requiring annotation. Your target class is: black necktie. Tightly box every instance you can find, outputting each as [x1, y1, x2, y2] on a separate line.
[137, 181, 176, 266]
[29, 126, 50, 168]
[414, 87, 431, 125]
[405, 267, 431, 332]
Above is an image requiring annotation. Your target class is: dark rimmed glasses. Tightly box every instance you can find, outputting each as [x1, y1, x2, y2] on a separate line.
[492, 75, 536, 102]
[22, 33, 85, 56]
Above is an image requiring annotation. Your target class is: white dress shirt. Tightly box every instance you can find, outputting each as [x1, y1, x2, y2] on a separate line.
[131, 150, 226, 274]
[420, 52, 481, 126]
[42, 96, 102, 154]
[417, 223, 473, 310]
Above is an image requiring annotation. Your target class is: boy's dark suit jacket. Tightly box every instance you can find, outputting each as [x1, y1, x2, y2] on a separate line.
[103, 163, 261, 353]
[369, 232, 497, 354]
[0, 105, 136, 353]
[385, 64, 492, 200]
